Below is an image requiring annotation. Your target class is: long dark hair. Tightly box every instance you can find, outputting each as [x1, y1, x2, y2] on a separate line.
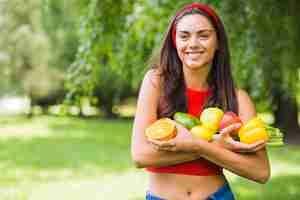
[151, 4, 238, 118]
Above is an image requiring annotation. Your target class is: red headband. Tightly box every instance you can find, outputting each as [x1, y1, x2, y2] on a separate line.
[171, 3, 219, 48]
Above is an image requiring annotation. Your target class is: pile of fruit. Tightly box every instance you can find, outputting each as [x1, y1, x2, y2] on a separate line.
[145, 107, 284, 147]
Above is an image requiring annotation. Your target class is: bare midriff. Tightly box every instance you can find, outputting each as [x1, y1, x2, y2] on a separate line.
[148, 172, 226, 200]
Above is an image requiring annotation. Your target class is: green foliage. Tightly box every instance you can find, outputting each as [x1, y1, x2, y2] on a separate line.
[0, 0, 52, 95]
[220, 1, 270, 111]
[0, 0, 77, 105]
[0, 0, 85, 110]
[66, 0, 135, 115]
[4, 0, 296, 117]
[66, 0, 221, 116]
[221, 0, 300, 112]
[41, 0, 81, 71]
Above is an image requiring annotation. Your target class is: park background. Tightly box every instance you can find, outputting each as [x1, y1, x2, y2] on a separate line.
[0, 0, 299, 199]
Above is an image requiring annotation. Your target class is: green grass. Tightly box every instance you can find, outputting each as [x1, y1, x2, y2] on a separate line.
[0, 115, 299, 200]
[227, 145, 300, 200]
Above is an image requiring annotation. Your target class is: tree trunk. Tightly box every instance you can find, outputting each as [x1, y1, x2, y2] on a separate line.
[101, 100, 118, 119]
[274, 92, 300, 145]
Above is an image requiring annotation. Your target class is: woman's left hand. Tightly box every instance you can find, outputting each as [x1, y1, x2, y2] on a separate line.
[148, 122, 201, 153]
[213, 123, 266, 153]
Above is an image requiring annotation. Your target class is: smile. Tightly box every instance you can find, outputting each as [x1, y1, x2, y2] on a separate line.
[186, 51, 204, 54]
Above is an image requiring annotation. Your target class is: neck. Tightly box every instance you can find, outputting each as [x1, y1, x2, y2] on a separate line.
[183, 64, 211, 90]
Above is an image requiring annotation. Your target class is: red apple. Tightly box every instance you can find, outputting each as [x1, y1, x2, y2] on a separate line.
[219, 112, 243, 135]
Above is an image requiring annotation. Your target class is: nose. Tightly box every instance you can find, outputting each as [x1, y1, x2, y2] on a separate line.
[188, 36, 199, 48]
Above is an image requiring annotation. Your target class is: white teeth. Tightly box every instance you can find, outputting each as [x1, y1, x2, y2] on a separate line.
[187, 52, 203, 54]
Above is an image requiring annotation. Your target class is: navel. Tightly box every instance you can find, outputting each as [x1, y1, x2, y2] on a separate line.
[187, 190, 192, 196]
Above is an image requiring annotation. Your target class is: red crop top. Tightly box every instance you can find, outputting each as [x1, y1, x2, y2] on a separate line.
[146, 87, 222, 176]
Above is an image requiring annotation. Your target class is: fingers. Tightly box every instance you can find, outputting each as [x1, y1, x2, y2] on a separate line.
[175, 123, 190, 135]
[251, 144, 265, 152]
[174, 123, 185, 129]
[234, 140, 266, 153]
[249, 140, 266, 152]
[148, 138, 177, 151]
[148, 138, 175, 147]
[220, 123, 242, 135]
[212, 134, 221, 141]
[225, 138, 266, 153]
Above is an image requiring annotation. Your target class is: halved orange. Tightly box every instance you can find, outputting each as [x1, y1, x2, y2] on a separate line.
[145, 118, 177, 141]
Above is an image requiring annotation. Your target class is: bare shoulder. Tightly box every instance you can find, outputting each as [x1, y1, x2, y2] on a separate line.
[143, 68, 161, 89]
[135, 69, 162, 120]
[236, 89, 251, 102]
[235, 89, 256, 122]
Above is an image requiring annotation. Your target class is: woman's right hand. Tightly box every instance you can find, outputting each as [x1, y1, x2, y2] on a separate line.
[212, 123, 266, 153]
[148, 121, 203, 153]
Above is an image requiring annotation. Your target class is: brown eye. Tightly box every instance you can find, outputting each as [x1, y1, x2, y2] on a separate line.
[199, 34, 209, 39]
[179, 35, 188, 40]
[198, 30, 214, 40]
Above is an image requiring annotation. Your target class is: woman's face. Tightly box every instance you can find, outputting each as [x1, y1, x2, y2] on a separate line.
[175, 14, 218, 71]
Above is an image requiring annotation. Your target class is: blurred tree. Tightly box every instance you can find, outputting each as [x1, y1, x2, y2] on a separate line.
[66, 0, 220, 117]
[66, 0, 134, 117]
[0, 0, 86, 116]
[41, 0, 81, 71]
[0, 0, 65, 109]
[221, 0, 300, 141]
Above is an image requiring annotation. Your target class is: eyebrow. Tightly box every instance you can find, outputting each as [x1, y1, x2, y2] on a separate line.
[178, 29, 215, 34]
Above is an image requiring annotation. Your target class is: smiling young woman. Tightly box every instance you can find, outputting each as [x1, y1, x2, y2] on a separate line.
[176, 14, 217, 72]
[131, 2, 270, 200]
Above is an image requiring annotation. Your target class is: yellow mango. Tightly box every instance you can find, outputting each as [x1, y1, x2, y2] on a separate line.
[190, 125, 216, 141]
[238, 117, 264, 137]
[239, 127, 269, 144]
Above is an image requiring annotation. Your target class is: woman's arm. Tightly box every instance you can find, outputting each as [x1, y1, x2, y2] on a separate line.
[196, 89, 270, 183]
[149, 89, 270, 183]
[131, 70, 201, 168]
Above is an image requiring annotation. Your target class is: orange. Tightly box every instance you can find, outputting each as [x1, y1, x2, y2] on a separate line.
[190, 125, 216, 141]
[239, 127, 269, 144]
[145, 118, 177, 141]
